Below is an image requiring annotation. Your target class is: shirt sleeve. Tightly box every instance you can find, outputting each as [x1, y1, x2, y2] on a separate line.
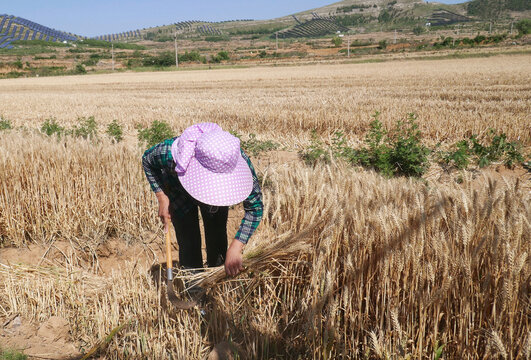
[234, 151, 263, 244]
[142, 141, 171, 193]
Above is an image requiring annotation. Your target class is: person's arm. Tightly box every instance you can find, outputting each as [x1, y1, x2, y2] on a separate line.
[225, 152, 263, 276]
[142, 140, 175, 228]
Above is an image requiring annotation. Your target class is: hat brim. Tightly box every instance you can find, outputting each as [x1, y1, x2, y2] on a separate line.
[178, 152, 253, 207]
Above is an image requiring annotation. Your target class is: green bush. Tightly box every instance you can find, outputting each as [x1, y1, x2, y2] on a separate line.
[13, 60, 23, 69]
[137, 120, 174, 148]
[143, 52, 175, 67]
[438, 129, 525, 169]
[385, 114, 430, 177]
[106, 119, 123, 143]
[211, 51, 230, 63]
[413, 25, 424, 35]
[0, 118, 12, 130]
[179, 51, 206, 63]
[73, 116, 98, 140]
[40, 118, 65, 137]
[301, 113, 430, 178]
[74, 64, 87, 74]
[331, 36, 343, 47]
[515, 19, 531, 35]
[377, 40, 387, 49]
[240, 133, 279, 157]
[300, 130, 332, 165]
[205, 36, 230, 42]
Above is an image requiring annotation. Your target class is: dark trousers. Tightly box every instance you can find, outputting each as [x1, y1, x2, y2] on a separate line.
[170, 204, 228, 268]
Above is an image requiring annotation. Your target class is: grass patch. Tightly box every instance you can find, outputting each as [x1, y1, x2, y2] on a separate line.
[0, 347, 27, 360]
[11, 40, 69, 47]
[76, 39, 146, 50]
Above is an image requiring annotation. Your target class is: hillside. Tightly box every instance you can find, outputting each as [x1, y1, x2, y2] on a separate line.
[2, 0, 530, 47]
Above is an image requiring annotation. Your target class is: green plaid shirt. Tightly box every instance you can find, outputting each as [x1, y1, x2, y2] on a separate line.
[142, 137, 263, 244]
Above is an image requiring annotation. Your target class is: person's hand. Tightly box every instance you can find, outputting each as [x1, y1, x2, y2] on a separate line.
[225, 240, 244, 277]
[156, 191, 171, 230]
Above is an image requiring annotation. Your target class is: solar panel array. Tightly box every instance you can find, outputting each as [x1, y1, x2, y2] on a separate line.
[93, 30, 142, 42]
[0, 14, 79, 50]
[196, 24, 222, 35]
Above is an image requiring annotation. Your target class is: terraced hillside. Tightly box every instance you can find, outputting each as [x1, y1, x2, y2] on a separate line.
[0, 14, 79, 49]
[277, 18, 349, 38]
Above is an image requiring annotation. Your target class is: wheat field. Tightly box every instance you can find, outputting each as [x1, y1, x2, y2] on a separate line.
[0, 55, 530, 359]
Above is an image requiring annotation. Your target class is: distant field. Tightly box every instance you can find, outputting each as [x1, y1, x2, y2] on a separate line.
[0, 56, 530, 359]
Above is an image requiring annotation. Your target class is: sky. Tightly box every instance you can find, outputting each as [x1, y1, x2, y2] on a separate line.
[2, 0, 468, 37]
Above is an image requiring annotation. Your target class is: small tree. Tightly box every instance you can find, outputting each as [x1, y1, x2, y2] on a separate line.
[515, 19, 531, 35]
[413, 25, 424, 35]
[331, 36, 343, 47]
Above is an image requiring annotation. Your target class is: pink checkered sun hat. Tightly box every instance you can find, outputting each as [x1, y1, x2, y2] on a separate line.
[171, 123, 253, 206]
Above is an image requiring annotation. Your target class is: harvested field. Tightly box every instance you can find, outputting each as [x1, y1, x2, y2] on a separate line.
[0, 55, 530, 359]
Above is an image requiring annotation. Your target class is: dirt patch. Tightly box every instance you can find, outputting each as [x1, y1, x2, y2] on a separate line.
[1, 315, 80, 359]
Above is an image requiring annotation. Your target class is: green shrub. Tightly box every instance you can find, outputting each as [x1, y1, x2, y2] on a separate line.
[300, 129, 331, 165]
[378, 40, 387, 49]
[438, 129, 525, 169]
[331, 36, 343, 47]
[106, 119, 123, 143]
[515, 19, 531, 35]
[74, 64, 87, 74]
[211, 51, 230, 63]
[13, 60, 23, 69]
[142, 52, 175, 67]
[73, 116, 98, 140]
[5, 71, 23, 78]
[0, 118, 12, 130]
[240, 133, 279, 157]
[301, 113, 430, 178]
[137, 120, 174, 148]
[413, 25, 424, 35]
[40, 118, 65, 137]
[179, 51, 206, 63]
[386, 114, 430, 177]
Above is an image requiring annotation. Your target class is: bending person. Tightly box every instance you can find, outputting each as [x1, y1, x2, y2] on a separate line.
[142, 122, 263, 276]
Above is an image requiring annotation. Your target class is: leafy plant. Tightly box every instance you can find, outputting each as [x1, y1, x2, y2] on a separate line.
[300, 129, 331, 165]
[137, 120, 174, 148]
[40, 118, 65, 137]
[438, 129, 525, 169]
[73, 116, 98, 140]
[439, 140, 471, 169]
[515, 19, 531, 35]
[378, 40, 387, 49]
[301, 113, 430, 178]
[413, 25, 425, 35]
[386, 113, 430, 177]
[0, 118, 12, 131]
[433, 342, 444, 360]
[240, 133, 279, 157]
[357, 114, 394, 177]
[106, 120, 123, 143]
[211, 51, 230, 63]
[74, 64, 87, 74]
[331, 36, 343, 47]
